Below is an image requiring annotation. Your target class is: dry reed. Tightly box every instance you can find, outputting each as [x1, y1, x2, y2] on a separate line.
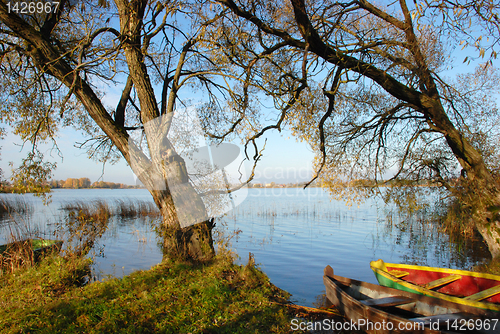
[0, 239, 34, 275]
[115, 199, 160, 218]
[60, 199, 111, 223]
[0, 197, 33, 216]
[0, 217, 39, 275]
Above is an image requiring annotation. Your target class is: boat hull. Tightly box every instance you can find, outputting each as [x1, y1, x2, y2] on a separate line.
[0, 239, 63, 262]
[324, 266, 500, 334]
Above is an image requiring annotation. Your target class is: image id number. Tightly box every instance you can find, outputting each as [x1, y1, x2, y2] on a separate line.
[6, 1, 60, 14]
[445, 318, 498, 331]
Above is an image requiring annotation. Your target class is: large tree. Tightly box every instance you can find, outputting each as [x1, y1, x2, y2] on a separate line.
[2, 0, 500, 259]
[196, 0, 500, 255]
[0, 0, 258, 261]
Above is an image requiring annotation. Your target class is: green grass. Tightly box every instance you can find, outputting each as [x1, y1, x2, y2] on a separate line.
[0, 254, 301, 334]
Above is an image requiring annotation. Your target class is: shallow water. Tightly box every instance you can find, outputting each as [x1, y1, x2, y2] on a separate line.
[0, 188, 490, 306]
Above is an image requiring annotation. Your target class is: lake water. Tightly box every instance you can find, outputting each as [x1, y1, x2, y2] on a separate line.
[0, 188, 490, 306]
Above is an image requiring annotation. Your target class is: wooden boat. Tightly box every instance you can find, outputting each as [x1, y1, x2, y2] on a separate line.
[370, 259, 500, 312]
[323, 265, 500, 333]
[0, 239, 63, 261]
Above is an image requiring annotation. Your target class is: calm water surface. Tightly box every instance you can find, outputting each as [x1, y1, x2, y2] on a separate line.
[0, 188, 490, 306]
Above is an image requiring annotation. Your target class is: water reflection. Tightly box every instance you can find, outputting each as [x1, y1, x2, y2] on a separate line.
[377, 209, 490, 268]
[222, 188, 491, 306]
[0, 188, 493, 307]
[0, 191, 163, 282]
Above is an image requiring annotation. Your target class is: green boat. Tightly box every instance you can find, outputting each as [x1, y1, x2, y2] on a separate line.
[0, 239, 63, 262]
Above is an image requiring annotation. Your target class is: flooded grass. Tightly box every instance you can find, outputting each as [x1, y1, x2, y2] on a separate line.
[0, 198, 159, 278]
[228, 202, 350, 221]
[115, 199, 160, 218]
[380, 207, 491, 267]
[0, 216, 43, 275]
[61, 199, 160, 219]
[0, 197, 33, 217]
[60, 199, 111, 223]
[57, 201, 111, 258]
[0, 239, 35, 276]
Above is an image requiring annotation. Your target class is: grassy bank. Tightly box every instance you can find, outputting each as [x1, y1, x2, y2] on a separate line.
[0, 254, 302, 333]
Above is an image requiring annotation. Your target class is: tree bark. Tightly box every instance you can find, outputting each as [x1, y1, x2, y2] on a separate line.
[151, 188, 215, 262]
[129, 132, 216, 262]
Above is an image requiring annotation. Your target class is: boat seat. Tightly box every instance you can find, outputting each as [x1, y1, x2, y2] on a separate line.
[361, 296, 415, 307]
[388, 270, 409, 278]
[409, 312, 474, 326]
[464, 284, 500, 301]
[423, 274, 461, 290]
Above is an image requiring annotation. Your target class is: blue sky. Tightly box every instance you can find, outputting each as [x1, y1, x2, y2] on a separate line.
[0, 54, 492, 186]
[0, 122, 315, 185]
[0, 54, 317, 185]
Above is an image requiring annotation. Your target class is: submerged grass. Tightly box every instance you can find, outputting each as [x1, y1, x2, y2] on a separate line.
[0, 197, 33, 217]
[61, 199, 160, 219]
[115, 199, 160, 218]
[0, 254, 300, 334]
[60, 200, 111, 223]
[0, 239, 34, 275]
[57, 200, 111, 258]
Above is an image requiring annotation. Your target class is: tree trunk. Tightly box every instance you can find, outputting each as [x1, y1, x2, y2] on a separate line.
[113, 0, 216, 262]
[129, 132, 216, 262]
[152, 189, 215, 262]
[476, 222, 500, 258]
[431, 104, 500, 258]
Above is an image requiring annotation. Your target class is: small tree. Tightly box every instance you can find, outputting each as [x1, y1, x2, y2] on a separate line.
[63, 178, 74, 189]
[79, 178, 91, 188]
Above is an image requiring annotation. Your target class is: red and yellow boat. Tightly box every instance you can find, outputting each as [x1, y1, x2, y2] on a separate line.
[370, 259, 500, 312]
[325, 265, 500, 333]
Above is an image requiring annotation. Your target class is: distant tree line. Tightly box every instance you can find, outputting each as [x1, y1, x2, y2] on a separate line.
[49, 178, 141, 189]
[50, 178, 91, 189]
[248, 179, 441, 189]
[0, 177, 142, 192]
